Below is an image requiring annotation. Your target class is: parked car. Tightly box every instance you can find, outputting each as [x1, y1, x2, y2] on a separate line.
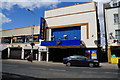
[63, 55, 99, 67]
[118, 59, 120, 68]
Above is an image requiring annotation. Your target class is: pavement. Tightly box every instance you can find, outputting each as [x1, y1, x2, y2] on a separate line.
[1, 59, 119, 69]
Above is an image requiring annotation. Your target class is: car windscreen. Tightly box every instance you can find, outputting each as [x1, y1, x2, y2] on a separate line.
[69, 56, 87, 59]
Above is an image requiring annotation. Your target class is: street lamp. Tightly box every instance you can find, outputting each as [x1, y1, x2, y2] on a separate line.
[27, 9, 36, 61]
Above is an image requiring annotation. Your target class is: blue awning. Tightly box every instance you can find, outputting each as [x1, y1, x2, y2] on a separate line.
[41, 39, 82, 46]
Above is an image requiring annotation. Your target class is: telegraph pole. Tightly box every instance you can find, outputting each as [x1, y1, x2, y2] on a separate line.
[27, 9, 35, 61]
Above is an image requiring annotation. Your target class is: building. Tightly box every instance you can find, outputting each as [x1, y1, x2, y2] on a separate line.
[40, 2, 101, 62]
[104, 0, 120, 63]
[0, 25, 48, 61]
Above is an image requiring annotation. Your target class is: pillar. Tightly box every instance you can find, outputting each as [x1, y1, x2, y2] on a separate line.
[8, 47, 10, 58]
[108, 46, 111, 63]
[21, 48, 24, 59]
[38, 47, 42, 61]
[38, 51, 41, 61]
[46, 52, 49, 62]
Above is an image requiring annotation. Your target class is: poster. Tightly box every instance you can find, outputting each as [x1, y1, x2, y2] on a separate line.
[91, 50, 97, 59]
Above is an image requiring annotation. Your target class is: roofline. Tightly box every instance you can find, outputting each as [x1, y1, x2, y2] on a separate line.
[0, 25, 40, 32]
[45, 2, 95, 12]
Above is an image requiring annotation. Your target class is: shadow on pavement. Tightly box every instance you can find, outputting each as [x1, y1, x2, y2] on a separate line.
[2, 72, 119, 80]
[2, 72, 47, 80]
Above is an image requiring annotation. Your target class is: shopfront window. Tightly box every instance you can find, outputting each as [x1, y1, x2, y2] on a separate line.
[12, 36, 25, 43]
[26, 35, 39, 43]
[26, 35, 33, 42]
[33, 35, 39, 42]
[1, 37, 11, 44]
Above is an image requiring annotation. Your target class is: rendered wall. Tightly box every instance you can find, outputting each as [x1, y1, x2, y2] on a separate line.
[1, 25, 40, 37]
[105, 8, 119, 40]
[45, 2, 98, 48]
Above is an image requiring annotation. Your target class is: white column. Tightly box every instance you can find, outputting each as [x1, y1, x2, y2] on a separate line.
[8, 47, 10, 58]
[0, 51, 2, 59]
[38, 51, 41, 61]
[21, 48, 24, 59]
[46, 52, 49, 62]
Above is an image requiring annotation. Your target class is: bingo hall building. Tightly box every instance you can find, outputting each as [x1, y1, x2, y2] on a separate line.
[40, 2, 101, 62]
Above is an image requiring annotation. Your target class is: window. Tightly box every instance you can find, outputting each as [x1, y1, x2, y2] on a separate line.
[33, 35, 39, 42]
[114, 14, 119, 24]
[119, 2, 120, 6]
[12, 36, 25, 43]
[115, 30, 120, 40]
[26, 35, 39, 42]
[113, 3, 117, 7]
[52, 26, 81, 41]
[1, 37, 11, 44]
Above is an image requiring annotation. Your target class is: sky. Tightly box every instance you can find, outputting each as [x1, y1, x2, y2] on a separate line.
[0, 0, 115, 47]
[1, 0, 91, 30]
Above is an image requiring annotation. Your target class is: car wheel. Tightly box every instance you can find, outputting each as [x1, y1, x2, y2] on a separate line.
[89, 63, 94, 67]
[66, 62, 71, 66]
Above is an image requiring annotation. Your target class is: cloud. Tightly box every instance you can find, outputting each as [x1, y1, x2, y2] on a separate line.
[0, 13, 12, 25]
[0, 0, 60, 26]
[0, 0, 61, 10]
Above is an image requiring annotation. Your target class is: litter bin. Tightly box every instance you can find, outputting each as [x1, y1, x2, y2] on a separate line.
[118, 59, 120, 68]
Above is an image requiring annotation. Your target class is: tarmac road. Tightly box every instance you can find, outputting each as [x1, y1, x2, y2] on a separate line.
[1, 59, 120, 79]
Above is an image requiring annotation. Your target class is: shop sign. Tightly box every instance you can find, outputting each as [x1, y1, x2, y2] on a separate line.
[40, 17, 46, 40]
[39, 48, 48, 52]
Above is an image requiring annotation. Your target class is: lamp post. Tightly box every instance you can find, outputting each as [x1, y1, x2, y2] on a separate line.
[27, 9, 35, 61]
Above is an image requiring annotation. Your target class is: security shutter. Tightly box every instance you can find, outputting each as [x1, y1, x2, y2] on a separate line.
[10, 48, 22, 59]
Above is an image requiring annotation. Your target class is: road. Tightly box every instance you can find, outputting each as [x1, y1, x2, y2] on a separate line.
[1, 60, 120, 79]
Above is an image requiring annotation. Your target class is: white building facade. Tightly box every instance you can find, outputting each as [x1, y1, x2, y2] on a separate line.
[105, 0, 120, 63]
[0, 25, 48, 61]
[40, 2, 101, 62]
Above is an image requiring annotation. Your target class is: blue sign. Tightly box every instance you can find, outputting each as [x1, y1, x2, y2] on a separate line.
[40, 17, 46, 40]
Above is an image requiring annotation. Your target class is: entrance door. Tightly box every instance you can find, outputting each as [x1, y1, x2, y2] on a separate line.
[41, 52, 46, 61]
[33, 50, 38, 60]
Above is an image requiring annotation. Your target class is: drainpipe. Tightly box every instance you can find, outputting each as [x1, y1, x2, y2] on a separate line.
[95, 2, 101, 61]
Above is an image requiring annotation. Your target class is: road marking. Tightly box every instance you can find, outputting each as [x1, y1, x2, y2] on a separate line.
[29, 67, 46, 70]
[49, 69, 66, 72]
[4, 64, 18, 67]
[83, 71, 98, 73]
[104, 72, 120, 74]
[29, 67, 66, 72]
[89, 68, 100, 69]
[69, 67, 87, 69]
[83, 70, 120, 75]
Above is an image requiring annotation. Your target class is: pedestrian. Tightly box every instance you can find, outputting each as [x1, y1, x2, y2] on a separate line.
[27, 55, 33, 62]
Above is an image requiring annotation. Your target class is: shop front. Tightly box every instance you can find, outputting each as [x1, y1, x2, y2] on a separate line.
[108, 46, 120, 63]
